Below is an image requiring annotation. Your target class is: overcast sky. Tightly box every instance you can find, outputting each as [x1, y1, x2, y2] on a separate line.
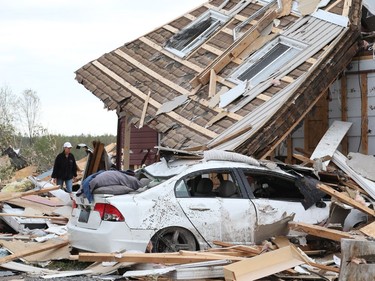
[0, 0, 205, 136]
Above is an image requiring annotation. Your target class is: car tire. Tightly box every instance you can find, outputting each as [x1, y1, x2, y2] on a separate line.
[150, 227, 197, 253]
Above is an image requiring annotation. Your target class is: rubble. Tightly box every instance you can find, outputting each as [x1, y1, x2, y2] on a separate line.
[0, 137, 373, 281]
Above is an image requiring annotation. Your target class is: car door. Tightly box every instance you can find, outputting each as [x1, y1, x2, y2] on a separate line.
[239, 168, 331, 243]
[175, 168, 258, 246]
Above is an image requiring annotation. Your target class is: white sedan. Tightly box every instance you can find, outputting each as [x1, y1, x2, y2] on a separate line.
[67, 151, 333, 253]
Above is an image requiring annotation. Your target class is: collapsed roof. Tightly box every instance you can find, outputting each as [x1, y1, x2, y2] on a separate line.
[75, 0, 362, 159]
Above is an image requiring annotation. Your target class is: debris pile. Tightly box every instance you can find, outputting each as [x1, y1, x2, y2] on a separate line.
[0, 135, 373, 280]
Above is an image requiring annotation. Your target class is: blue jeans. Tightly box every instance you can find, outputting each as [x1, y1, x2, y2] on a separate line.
[57, 178, 73, 193]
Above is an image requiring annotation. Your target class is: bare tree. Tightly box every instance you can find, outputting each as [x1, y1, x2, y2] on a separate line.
[0, 86, 17, 150]
[18, 89, 41, 145]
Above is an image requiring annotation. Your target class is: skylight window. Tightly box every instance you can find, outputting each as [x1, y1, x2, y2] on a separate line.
[230, 36, 307, 86]
[165, 10, 228, 58]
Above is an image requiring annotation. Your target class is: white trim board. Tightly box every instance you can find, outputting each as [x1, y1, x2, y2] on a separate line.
[310, 120, 352, 167]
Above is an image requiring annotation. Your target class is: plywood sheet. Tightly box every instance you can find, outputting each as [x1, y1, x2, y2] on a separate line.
[223, 245, 308, 281]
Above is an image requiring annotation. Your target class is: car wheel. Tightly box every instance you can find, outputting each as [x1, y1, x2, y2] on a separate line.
[150, 227, 197, 253]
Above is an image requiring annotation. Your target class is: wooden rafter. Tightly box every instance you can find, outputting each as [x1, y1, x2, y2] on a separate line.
[92, 60, 218, 139]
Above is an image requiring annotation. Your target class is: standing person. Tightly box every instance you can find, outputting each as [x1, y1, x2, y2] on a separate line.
[52, 142, 77, 194]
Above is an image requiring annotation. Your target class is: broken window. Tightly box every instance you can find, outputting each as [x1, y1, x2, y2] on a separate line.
[165, 10, 228, 57]
[230, 36, 307, 86]
[240, 169, 305, 201]
[175, 170, 242, 198]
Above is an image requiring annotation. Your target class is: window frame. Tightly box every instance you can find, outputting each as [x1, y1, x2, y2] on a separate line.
[165, 10, 228, 58]
[229, 36, 308, 85]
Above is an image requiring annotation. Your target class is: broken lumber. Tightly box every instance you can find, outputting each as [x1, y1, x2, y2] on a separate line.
[317, 183, 375, 217]
[0, 238, 69, 264]
[0, 212, 67, 221]
[0, 185, 60, 202]
[288, 221, 354, 241]
[78, 252, 245, 264]
[223, 244, 308, 281]
[213, 240, 261, 256]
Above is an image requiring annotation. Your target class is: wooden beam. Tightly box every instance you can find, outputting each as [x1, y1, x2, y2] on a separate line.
[360, 73, 368, 154]
[78, 252, 244, 264]
[115, 49, 191, 96]
[213, 241, 261, 256]
[317, 183, 375, 217]
[113, 50, 241, 121]
[341, 76, 349, 154]
[92, 61, 218, 139]
[123, 116, 131, 170]
[209, 69, 217, 98]
[288, 221, 354, 241]
[0, 186, 60, 202]
[0, 213, 67, 221]
[139, 90, 151, 128]
[342, 0, 353, 17]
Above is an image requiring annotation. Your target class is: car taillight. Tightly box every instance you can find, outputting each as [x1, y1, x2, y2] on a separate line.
[72, 200, 77, 209]
[94, 203, 124, 222]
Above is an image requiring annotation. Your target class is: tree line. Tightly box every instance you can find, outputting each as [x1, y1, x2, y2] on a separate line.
[0, 86, 116, 182]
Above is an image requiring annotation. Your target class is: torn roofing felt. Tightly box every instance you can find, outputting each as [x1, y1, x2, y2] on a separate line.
[75, 0, 362, 158]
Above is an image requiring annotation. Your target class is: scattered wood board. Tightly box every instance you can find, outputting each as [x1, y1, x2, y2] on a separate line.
[288, 221, 354, 241]
[0, 238, 69, 264]
[223, 245, 308, 281]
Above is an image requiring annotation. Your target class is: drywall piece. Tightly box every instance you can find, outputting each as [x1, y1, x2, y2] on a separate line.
[169, 265, 225, 280]
[310, 121, 352, 168]
[156, 95, 188, 115]
[332, 150, 375, 200]
[346, 153, 375, 181]
[254, 214, 294, 244]
[312, 9, 349, 27]
[297, 0, 320, 15]
[223, 245, 308, 281]
[339, 239, 375, 281]
[219, 82, 247, 108]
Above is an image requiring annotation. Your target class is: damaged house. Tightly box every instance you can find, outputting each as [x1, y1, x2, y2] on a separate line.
[74, 0, 371, 167]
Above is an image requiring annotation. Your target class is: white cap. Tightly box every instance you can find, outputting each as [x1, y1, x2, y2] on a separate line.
[63, 142, 73, 148]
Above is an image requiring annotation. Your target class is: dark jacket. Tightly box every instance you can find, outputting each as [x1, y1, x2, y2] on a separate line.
[52, 152, 77, 180]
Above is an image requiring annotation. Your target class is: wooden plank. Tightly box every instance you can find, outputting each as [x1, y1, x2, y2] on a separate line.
[317, 183, 375, 217]
[309, 120, 352, 166]
[139, 90, 151, 129]
[288, 221, 354, 241]
[341, 76, 349, 154]
[223, 245, 308, 281]
[209, 69, 217, 98]
[0, 213, 67, 221]
[91, 142, 104, 174]
[360, 73, 368, 154]
[360, 221, 375, 238]
[163, 24, 178, 33]
[78, 252, 244, 264]
[0, 239, 69, 264]
[92, 61, 218, 139]
[213, 241, 261, 256]
[342, 0, 352, 17]
[202, 44, 223, 56]
[0, 185, 60, 202]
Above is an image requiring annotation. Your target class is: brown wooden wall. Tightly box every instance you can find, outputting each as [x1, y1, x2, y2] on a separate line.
[130, 126, 158, 168]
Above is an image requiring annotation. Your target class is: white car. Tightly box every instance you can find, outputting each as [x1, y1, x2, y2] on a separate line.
[68, 151, 334, 253]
